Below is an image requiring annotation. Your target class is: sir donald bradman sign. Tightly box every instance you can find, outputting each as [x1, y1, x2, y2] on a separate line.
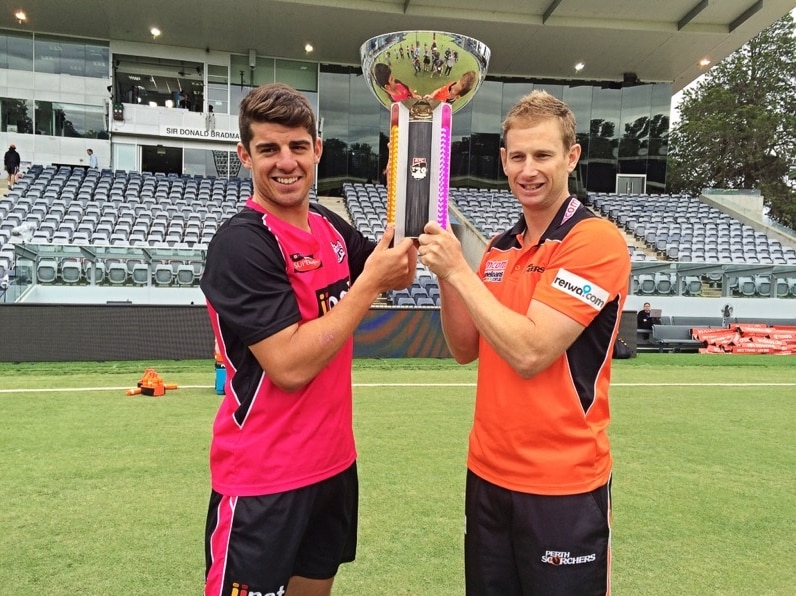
[159, 125, 240, 142]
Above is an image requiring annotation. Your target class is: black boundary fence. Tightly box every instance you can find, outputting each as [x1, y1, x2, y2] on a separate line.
[0, 305, 640, 362]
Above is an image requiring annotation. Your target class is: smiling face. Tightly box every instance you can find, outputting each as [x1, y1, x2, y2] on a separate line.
[500, 117, 580, 219]
[237, 121, 322, 225]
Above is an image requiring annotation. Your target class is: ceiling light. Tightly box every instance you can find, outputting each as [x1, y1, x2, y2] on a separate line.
[574, 62, 585, 72]
[699, 58, 711, 67]
[150, 27, 161, 39]
[15, 10, 27, 23]
[304, 43, 314, 54]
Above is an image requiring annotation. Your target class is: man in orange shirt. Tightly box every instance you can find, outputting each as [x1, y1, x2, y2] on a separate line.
[418, 90, 630, 595]
[426, 70, 477, 104]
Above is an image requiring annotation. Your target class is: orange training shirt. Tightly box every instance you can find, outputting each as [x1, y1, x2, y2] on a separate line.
[468, 197, 631, 495]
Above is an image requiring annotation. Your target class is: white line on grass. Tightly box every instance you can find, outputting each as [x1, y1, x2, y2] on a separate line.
[2, 382, 796, 394]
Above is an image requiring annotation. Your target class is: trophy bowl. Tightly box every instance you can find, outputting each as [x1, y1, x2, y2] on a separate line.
[360, 31, 490, 240]
[361, 31, 490, 113]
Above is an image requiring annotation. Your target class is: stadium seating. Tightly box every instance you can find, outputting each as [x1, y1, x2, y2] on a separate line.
[36, 259, 58, 284]
[343, 183, 440, 306]
[4, 169, 795, 304]
[60, 259, 83, 284]
[593, 192, 796, 266]
[106, 262, 129, 284]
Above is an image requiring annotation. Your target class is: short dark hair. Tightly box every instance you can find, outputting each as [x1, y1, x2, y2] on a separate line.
[238, 83, 317, 150]
[374, 63, 391, 88]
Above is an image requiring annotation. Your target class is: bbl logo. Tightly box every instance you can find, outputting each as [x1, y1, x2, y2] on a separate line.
[411, 157, 428, 180]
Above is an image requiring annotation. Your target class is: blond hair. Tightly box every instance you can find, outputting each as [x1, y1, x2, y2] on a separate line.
[502, 90, 576, 149]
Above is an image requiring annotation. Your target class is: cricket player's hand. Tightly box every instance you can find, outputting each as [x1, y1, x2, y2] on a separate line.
[363, 224, 417, 292]
[417, 222, 468, 282]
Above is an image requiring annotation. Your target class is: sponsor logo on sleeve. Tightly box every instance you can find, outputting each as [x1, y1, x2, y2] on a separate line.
[551, 268, 609, 310]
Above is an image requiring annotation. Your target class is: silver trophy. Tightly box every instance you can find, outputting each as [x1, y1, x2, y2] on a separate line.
[361, 31, 490, 241]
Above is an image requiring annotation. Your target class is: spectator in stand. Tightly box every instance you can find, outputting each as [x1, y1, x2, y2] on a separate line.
[87, 148, 98, 169]
[4, 143, 21, 191]
[637, 302, 661, 340]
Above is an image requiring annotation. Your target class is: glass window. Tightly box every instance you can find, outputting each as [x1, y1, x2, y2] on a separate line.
[231, 54, 273, 88]
[275, 60, 317, 92]
[34, 101, 107, 138]
[565, 85, 594, 197]
[468, 81, 503, 185]
[85, 45, 110, 79]
[347, 72, 380, 183]
[113, 143, 136, 172]
[313, 67, 670, 196]
[34, 36, 107, 77]
[318, 68, 352, 186]
[1, 97, 34, 134]
[61, 39, 87, 77]
[500, 80, 533, 122]
[648, 83, 672, 192]
[34, 38, 60, 74]
[618, 85, 652, 176]
[114, 55, 202, 109]
[470, 79, 502, 135]
[207, 64, 229, 114]
[0, 31, 34, 71]
[588, 86, 622, 192]
[229, 85, 253, 117]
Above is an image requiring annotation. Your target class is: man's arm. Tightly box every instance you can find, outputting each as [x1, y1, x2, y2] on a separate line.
[439, 261, 583, 378]
[250, 227, 416, 392]
[438, 277, 480, 363]
[419, 222, 584, 377]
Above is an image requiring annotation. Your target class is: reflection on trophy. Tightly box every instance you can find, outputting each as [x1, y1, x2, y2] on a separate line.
[361, 31, 490, 241]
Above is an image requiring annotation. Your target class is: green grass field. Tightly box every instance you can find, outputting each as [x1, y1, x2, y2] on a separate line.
[1, 355, 794, 594]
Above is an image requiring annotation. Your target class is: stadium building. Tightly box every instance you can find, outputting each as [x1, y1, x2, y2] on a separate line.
[1, 1, 795, 360]
[2, 0, 794, 192]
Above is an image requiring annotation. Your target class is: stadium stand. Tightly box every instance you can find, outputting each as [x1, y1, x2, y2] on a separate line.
[342, 183, 441, 307]
[3, 170, 796, 314]
[0, 165, 282, 290]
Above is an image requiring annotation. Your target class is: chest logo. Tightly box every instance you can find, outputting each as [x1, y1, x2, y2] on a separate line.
[483, 259, 508, 283]
[290, 253, 322, 273]
[330, 240, 346, 264]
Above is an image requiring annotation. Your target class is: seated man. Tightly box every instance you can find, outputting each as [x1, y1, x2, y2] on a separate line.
[637, 302, 661, 341]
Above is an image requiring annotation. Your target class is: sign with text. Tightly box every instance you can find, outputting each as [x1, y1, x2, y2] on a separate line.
[159, 125, 239, 142]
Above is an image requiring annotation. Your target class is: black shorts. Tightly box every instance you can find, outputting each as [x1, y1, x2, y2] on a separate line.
[205, 462, 358, 596]
[465, 470, 612, 596]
